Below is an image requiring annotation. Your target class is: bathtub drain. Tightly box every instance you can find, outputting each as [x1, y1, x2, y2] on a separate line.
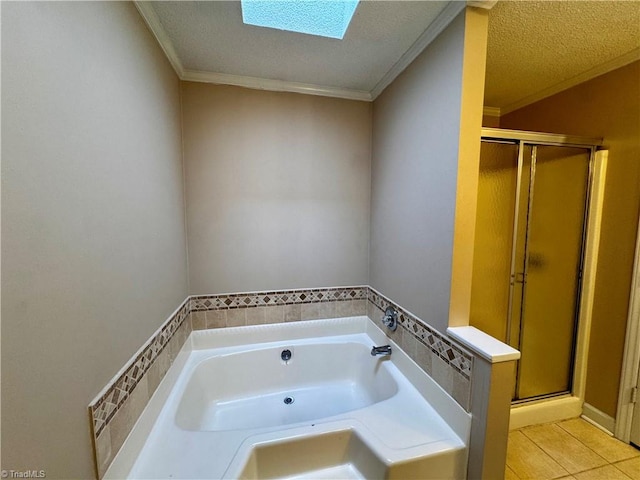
[283, 396, 294, 405]
[281, 349, 292, 361]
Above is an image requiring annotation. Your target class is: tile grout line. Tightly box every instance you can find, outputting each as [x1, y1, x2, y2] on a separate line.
[508, 420, 640, 480]
[515, 428, 571, 478]
[556, 419, 640, 464]
[553, 421, 613, 470]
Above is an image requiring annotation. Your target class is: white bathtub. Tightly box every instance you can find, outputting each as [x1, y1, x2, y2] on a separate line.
[105, 316, 471, 479]
[176, 342, 399, 432]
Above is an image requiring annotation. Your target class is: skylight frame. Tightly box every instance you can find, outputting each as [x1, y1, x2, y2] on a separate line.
[240, 0, 360, 40]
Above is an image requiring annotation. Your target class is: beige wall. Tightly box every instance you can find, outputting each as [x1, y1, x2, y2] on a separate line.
[370, 9, 487, 334]
[181, 83, 372, 294]
[1, 2, 188, 477]
[501, 61, 640, 418]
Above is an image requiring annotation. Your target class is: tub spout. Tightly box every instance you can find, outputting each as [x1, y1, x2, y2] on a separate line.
[371, 345, 392, 357]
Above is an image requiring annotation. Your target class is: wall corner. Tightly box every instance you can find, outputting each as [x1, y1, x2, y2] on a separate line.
[449, 7, 489, 328]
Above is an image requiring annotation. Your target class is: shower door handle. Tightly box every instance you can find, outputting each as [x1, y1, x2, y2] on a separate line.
[514, 272, 526, 284]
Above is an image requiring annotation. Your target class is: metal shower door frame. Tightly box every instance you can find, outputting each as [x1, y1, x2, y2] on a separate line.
[481, 128, 600, 402]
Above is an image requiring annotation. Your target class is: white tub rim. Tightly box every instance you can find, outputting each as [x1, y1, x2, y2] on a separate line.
[104, 316, 471, 478]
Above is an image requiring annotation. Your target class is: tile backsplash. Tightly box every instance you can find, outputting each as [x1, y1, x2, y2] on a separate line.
[88, 298, 191, 477]
[190, 286, 368, 311]
[88, 285, 474, 478]
[367, 287, 473, 410]
[189, 286, 368, 330]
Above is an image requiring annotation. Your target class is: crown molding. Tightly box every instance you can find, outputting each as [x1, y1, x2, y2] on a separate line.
[134, 1, 184, 76]
[482, 106, 501, 117]
[501, 47, 640, 115]
[370, 1, 466, 100]
[182, 70, 373, 101]
[134, 0, 372, 101]
[134, 0, 463, 103]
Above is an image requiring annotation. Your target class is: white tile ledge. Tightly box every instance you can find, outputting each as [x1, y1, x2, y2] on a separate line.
[446, 326, 520, 363]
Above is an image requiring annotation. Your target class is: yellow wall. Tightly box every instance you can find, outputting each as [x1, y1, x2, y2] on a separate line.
[501, 61, 640, 417]
[482, 114, 500, 128]
[449, 7, 490, 328]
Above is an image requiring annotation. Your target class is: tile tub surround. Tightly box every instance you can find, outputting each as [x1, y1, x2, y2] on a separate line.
[189, 289, 372, 340]
[88, 285, 475, 477]
[88, 286, 366, 477]
[106, 319, 471, 479]
[88, 298, 192, 477]
[367, 287, 474, 411]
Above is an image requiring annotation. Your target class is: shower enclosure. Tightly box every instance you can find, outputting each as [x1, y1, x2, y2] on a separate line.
[470, 128, 600, 402]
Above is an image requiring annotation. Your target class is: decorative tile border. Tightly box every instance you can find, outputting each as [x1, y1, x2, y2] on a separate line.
[190, 286, 368, 311]
[88, 284, 476, 477]
[366, 287, 474, 411]
[89, 286, 367, 445]
[89, 299, 190, 439]
[367, 287, 473, 379]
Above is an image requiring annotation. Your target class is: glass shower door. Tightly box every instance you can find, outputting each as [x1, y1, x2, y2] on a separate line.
[471, 140, 592, 402]
[469, 141, 519, 342]
[514, 145, 591, 399]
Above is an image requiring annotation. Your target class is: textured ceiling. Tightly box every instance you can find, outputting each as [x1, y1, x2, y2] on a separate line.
[485, 0, 640, 113]
[144, 0, 450, 94]
[139, 1, 640, 109]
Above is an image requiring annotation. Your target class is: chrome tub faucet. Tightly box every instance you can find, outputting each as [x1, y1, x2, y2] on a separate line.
[371, 345, 392, 357]
[382, 307, 397, 332]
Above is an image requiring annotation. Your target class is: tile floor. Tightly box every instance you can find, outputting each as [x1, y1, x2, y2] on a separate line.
[506, 418, 640, 479]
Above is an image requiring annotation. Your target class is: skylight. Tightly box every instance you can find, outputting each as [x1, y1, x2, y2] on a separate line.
[241, 1, 359, 40]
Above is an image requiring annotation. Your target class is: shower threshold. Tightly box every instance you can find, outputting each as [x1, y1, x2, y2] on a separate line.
[510, 393, 582, 430]
[511, 391, 572, 406]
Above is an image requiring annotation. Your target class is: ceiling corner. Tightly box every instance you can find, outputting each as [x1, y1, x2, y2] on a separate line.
[370, 1, 466, 100]
[182, 69, 374, 102]
[134, 1, 185, 77]
[467, 1, 498, 11]
[135, 0, 466, 104]
[482, 106, 501, 117]
[500, 47, 640, 115]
